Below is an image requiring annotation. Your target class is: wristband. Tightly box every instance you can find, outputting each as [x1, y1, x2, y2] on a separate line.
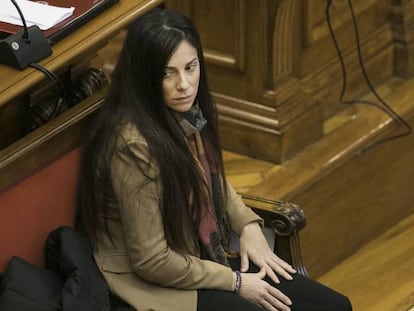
[234, 270, 242, 294]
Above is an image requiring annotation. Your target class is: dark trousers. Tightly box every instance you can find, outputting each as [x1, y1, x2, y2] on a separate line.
[197, 258, 352, 311]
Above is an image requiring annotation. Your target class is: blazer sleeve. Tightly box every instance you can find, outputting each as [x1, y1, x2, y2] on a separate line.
[225, 182, 264, 235]
[109, 134, 234, 291]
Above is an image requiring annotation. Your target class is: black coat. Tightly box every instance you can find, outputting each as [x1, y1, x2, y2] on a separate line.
[0, 226, 130, 310]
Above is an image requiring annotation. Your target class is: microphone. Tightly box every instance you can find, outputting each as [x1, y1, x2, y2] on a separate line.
[0, 0, 52, 70]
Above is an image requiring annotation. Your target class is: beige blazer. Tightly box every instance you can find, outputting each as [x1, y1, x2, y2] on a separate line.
[93, 124, 262, 311]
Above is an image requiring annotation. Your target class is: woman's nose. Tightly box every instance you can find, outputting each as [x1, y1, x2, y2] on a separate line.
[176, 73, 190, 90]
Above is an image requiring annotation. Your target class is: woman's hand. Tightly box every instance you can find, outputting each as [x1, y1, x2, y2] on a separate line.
[239, 268, 292, 311]
[239, 222, 296, 284]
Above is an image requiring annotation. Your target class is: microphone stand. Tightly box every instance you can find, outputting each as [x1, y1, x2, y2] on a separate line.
[0, 0, 52, 70]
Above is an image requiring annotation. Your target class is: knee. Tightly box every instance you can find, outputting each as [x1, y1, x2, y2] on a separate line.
[336, 295, 353, 311]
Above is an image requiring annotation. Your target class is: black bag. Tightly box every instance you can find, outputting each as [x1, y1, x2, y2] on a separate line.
[0, 256, 62, 310]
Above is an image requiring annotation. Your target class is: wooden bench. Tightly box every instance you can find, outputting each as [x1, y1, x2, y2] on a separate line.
[0, 91, 308, 276]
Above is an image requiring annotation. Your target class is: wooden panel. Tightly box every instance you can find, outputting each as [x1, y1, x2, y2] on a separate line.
[0, 0, 162, 183]
[0, 0, 163, 107]
[297, 126, 414, 278]
[391, 0, 414, 77]
[318, 213, 414, 311]
[0, 98, 23, 148]
[300, 0, 396, 119]
[246, 76, 414, 277]
[215, 88, 323, 163]
[166, 0, 324, 163]
[302, 25, 395, 119]
[192, 0, 246, 70]
[0, 0, 162, 152]
[165, 0, 410, 163]
[303, 0, 376, 46]
[0, 92, 102, 192]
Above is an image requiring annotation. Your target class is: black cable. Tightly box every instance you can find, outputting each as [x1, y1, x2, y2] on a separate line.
[10, 0, 29, 42]
[29, 63, 65, 121]
[326, 0, 412, 150]
[325, 0, 347, 104]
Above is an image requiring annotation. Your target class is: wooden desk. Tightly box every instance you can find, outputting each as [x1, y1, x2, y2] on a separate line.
[0, 0, 162, 106]
[0, 0, 163, 192]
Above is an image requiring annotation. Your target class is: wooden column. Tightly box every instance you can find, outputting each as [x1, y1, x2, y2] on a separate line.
[391, 0, 414, 78]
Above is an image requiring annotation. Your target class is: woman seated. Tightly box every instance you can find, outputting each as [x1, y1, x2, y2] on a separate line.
[78, 7, 352, 311]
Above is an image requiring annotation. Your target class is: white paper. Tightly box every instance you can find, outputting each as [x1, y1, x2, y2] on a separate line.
[0, 0, 74, 30]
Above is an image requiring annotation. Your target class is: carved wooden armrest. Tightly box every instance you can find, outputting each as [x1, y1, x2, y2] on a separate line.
[241, 194, 308, 276]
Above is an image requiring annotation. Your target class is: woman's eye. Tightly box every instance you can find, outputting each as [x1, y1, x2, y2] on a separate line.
[163, 70, 173, 78]
[186, 63, 197, 72]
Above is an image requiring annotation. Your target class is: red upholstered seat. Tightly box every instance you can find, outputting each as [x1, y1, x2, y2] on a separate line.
[0, 148, 81, 271]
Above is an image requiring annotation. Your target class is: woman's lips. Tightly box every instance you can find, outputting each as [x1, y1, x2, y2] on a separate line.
[174, 95, 193, 103]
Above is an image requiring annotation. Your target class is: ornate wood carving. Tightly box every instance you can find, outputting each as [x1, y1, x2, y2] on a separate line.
[242, 194, 308, 276]
[271, 0, 299, 83]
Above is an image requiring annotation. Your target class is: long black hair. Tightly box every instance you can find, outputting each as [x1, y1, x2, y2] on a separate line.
[78, 8, 227, 253]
